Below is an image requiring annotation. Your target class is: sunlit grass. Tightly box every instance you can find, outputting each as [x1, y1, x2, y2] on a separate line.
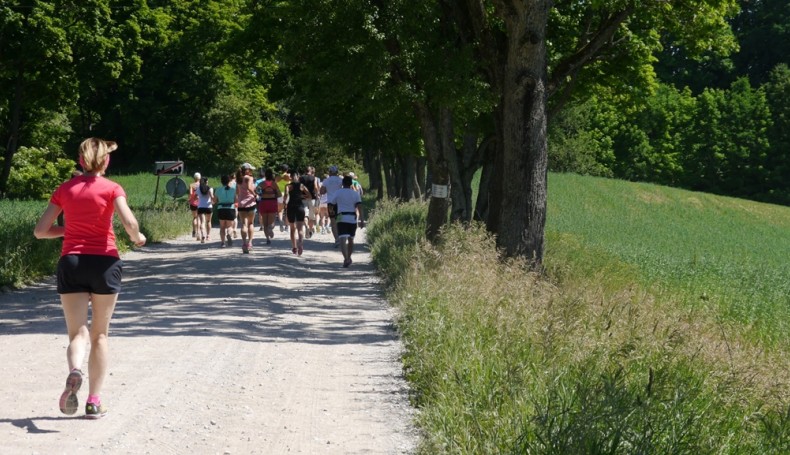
[546, 173, 790, 347]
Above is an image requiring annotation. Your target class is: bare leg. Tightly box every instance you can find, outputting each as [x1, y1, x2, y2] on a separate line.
[263, 213, 276, 242]
[289, 220, 297, 250]
[86, 293, 118, 397]
[60, 293, 91, 372]
[296, 221, 305, 255]
[192, 211, 199, 239]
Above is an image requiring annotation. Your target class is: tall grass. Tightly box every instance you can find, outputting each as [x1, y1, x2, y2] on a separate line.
[368, 187, 790, 453]
[0, 200, 61, 288]
[0, 173, 192, 288]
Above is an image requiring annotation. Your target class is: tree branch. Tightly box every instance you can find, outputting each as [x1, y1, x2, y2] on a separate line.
[548, 8, 633, 98]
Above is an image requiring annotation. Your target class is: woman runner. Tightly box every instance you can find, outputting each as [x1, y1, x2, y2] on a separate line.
[33, 137, 146, 419]
[255, 168, 282, 245]
[235, 163, 258, 253]
[283, 170, 312, 255]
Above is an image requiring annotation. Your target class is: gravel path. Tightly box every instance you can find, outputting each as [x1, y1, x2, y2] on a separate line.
[0, 227, 416, 454]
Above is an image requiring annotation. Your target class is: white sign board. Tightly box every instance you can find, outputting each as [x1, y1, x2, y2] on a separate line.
[431, 184, 449, 198]
[154, 161, 184, 175]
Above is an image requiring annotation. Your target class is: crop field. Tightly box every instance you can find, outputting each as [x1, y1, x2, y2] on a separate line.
[546, 173, 790, 346]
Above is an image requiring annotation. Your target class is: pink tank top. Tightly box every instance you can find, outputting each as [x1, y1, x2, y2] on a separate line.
[237, 176, 256, 208]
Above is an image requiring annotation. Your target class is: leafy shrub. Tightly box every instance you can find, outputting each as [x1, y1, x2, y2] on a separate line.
[6, 146, 76, 200]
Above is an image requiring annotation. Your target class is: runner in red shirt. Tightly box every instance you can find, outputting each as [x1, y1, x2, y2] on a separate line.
[34, 137, 146, 420]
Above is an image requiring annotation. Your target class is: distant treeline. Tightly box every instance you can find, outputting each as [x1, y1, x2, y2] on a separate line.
[549, 72, 790, 205]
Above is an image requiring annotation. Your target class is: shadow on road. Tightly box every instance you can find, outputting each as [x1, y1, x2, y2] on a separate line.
[0, 234, 394, 346]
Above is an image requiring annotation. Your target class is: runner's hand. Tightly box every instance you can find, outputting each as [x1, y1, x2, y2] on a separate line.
[133, 233, 147, 247]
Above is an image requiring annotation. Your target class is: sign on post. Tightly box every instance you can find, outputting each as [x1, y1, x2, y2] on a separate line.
[154, 161, 185, 175]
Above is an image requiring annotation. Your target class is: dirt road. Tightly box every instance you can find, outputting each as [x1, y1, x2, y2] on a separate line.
[0, 227, 416, 454]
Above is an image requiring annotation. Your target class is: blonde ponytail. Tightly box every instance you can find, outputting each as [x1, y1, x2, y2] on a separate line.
[79, 138, 117, 172]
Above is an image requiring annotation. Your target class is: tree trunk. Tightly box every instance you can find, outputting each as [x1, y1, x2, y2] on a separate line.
[404, 155, 416, 201]
[415, 103, 453, 242]
[496, 2, 550, 265]
[363, 147, 384, 199]
[474, 152, 494, 222]
[0, 70, 25, 197]
[485, 104, 505, 234]
[415, 156, 427, 198]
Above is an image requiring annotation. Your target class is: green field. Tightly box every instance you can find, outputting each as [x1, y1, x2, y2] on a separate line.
[546, 173, 790, 346]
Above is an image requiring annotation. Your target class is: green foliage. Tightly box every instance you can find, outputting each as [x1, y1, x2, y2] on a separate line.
[548, 97, 616, 177]
[616, 84, 696, 185]
[0, 200, 60, 288]
[6, 146, 76, 200]
[365, 198, 427, 287]
[555, 76, 787, 204]
[685, 78, 772, 197]
[762, 64, 790, 205]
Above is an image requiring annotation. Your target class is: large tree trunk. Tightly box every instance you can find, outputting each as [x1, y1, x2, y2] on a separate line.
[496, 1, 550, 265]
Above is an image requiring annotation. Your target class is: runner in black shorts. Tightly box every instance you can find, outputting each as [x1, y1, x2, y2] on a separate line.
[34, 137, 146, 420]
[284, 170, 312, 255]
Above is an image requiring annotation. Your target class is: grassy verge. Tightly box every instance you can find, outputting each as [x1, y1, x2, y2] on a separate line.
[367, 198, 790, 454]
[0, 173, 192, 288]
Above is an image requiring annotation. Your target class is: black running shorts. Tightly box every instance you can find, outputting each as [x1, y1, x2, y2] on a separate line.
[217, 208, 236, 220]
[337, 221, 357, 238]
[57, 254, 123, 295]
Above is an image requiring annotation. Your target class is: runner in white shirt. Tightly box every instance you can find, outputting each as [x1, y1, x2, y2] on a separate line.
[320, 165, 344, 246]
[327, 175, 362, 267]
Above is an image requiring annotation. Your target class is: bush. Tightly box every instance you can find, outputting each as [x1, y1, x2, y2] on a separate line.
[6, 146, 76, 200]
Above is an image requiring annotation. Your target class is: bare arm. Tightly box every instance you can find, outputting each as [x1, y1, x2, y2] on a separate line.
[33, 203, 65, 239]
[114, 196, 147, 246]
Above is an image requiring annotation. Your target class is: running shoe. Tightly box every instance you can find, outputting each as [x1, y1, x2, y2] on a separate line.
[297, 243, 303, 256]
[232, 230, 237, 239]
[279, 224, 284, 232]
[85, 402, 108, 420]
[242, 243, 250, 254]
[343, 258, 351, 268]
[59, 368, 83, 415]
[292, 247, 297, 254]
[266, 238, 271, 245]
[226, 233, 232, 246]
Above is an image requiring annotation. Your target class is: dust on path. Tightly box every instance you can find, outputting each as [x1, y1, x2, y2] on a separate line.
[0, 227, 417, 454]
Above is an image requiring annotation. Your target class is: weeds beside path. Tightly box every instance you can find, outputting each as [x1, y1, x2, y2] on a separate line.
[0, 230, 416, 454]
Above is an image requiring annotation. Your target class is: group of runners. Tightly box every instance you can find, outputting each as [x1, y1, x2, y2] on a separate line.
[33, 137, 367, 420]
[187, 163, 364, 267]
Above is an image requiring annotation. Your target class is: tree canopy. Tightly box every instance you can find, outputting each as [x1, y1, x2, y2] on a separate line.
[2, 0, 788, 261]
